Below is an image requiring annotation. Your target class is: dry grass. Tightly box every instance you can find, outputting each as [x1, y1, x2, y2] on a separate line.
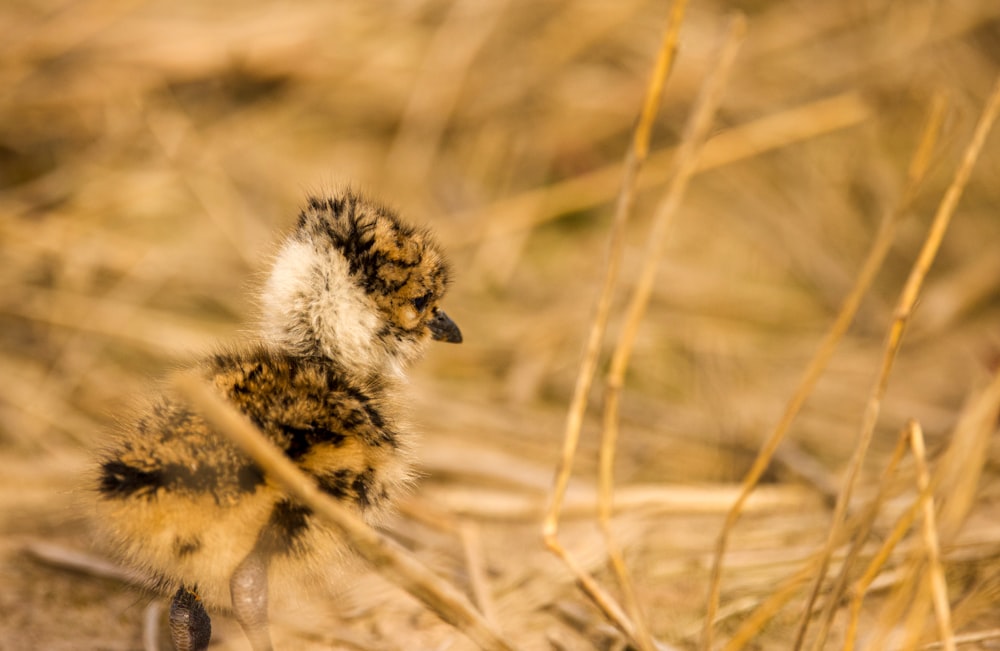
[2, 1, 1000, 650]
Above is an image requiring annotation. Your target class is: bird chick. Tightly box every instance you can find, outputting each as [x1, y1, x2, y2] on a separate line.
[94, 190, 461, 651]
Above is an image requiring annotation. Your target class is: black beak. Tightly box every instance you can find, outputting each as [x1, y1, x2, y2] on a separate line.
[428, 310, 462, 343]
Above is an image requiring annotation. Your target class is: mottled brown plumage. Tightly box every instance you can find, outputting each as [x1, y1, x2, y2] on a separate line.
[94, 189, 460, 651]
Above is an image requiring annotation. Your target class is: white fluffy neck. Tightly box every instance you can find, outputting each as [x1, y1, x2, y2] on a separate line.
[261, 238, 389, 377]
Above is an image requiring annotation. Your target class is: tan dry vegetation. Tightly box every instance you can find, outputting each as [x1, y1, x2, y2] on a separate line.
[1, 1, 1000, 650]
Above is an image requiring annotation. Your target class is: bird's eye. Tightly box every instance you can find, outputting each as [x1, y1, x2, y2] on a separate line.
[412, 293, 432, 313]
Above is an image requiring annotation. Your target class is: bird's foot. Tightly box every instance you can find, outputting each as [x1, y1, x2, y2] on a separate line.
[169, 586, 212, 651]
[231, 547, 274, 651]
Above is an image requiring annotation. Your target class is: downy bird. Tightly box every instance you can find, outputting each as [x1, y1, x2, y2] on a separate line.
[95, 189, 461, 651]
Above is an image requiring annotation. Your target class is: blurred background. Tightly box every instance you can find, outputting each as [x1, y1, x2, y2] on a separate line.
[1, 0, 999, 649]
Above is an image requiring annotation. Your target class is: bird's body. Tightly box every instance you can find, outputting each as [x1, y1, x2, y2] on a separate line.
[94, 190, 460, 650]
[96, 346, 408, 608]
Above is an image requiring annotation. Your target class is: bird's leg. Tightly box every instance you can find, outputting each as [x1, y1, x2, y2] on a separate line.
[169, 586, 212, 651]
[230, 545, 274, 651]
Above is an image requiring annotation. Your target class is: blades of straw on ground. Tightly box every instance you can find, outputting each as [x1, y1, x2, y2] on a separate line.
[541, 2, 688, 649]
[721, 457, 917, 651]
[384, 0, 505, 187]
[842, 431, 930, 651]
[702, 91, 949, 651]
[923, 629, 1000, 649]
[459, 521, 499, 627]
[876, 426, 944, 651]
[449, 91, 870, 247]
[23, 540, 140, 585]
[856, 367, 1000, 651]
[598, 12, 745, 651]
[424, 483, 814, 521]
[909, 420, 955, 651]
[791, 76, 1000, 651]
[171, 372, 518, 651]
[820, 424, 917, 651]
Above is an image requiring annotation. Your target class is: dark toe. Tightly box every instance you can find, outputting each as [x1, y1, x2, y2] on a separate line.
[169, 586, 212, 651]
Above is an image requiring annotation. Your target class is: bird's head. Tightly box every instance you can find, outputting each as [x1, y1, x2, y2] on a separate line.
[261, 190, 461, 378]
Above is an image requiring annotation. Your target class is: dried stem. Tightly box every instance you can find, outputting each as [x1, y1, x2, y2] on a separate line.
[598, 12, 746, 651]
[808, 93, 950, 651]
[844, 462, 938, 651]
[541, 1, 688, 646]
[792, 75, 1000, 651]
[704, 74, 949, 651]
[385, 0, 505, 185]
[722, 563, 814, 651]
[921, 629, 1000, 649]
[909, 420, 955, 651]
[23, 539, 140, 585]
[459, 521, 499, 627]
[858, 368, 1000, 651]
[543, 0, 688, 542]
[839, 426, 921, 651]
[451, 92, 871, 246]
[426, 482, 814, 521]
